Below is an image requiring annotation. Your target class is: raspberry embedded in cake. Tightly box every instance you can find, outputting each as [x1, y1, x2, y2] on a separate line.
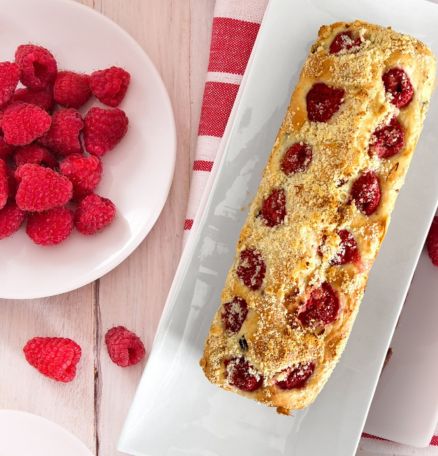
[331, 229, 360, 265]
[369, 117, 404, 159]
[260, 188, 286, 227]
[221, 297, 248, 333]
[236, 248, 266, 290]
[225, 357, 263, 392]
[382, 68, 414, 108]
[281, 143, 312, 175]
[306, 83, 345, 122]
[298, 282, 340, 327]
[329, 31, 362, 54]
[276, 362, 315, 390]
[351, 170, 381, 216]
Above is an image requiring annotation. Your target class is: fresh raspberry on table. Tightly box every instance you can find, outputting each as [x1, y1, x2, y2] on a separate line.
[23, 337, 81, 382]
[0, 61, 20, 108]
[26, 206, 73, 246]
[14, 144, 57, 168]
[60, 153, 102, 199]
[105, 326, 146, 367]
[426, 216, 438, 267]
[0, 136, 14, 160]
[39, 108, 83, 156]
[0, 201, 25, 239]
[15, 44, 57, 90]
[53, 71, 91, 109]
[75, 193, 115, 235]
[90, 66, 131, 107]
[2, 103, 51, 146]
[15, 164, 72, 212]
[12, 87, 54, 111]
[83, 107, 128, 156]
[0, 158, 9, 209]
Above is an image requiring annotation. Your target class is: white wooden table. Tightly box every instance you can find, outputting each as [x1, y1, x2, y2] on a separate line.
[0, 1, 215, 454]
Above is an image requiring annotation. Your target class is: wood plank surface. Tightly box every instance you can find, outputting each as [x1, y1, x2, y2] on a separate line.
[0, 0, 215, 454]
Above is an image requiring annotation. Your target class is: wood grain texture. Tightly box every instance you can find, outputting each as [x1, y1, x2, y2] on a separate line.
[0, 0, 215, 455]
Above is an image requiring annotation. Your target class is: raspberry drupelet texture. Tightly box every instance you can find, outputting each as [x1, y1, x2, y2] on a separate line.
[23, 337, 81, 382]
[15, 164, 73, 212]
[90, 66, 131, 107]
[105, 326, 146, 367]
[39, 108, 83, 156]
[2, 103, 51, 146]
[0, 201, 25, 239]
[14, 144, 57, 168]
[0, 158, 9, 209]
[60, 153, 102, 199]
[84, 107, 128, 156]
[0, 61, 20, 108]
[75, 193, 116, 235]
[12, 87, 54, 111]
[15, 44, 57, 90]
[54, 71, 91, 109]
[26, 206, 74, 246]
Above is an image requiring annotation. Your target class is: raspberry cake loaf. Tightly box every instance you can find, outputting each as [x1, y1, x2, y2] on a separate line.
[200, 20, 436, 414]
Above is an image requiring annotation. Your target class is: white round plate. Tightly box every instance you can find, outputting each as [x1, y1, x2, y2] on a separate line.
[0, 0, 176, 299]
[0, 410, 93, 456]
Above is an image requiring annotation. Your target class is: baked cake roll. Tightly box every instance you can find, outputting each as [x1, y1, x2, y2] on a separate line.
[200, 20, 436, 414]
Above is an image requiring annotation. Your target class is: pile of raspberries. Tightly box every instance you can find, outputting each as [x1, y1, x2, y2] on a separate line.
[0, 44, 130, 245]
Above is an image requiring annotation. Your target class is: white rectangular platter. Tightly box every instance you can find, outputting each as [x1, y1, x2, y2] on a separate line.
[119, 0, 438, 454]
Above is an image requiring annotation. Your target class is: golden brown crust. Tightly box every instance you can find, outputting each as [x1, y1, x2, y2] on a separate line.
[200, 20, 436, 413]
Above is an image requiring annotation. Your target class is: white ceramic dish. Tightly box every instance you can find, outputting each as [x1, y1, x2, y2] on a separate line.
[0, 410, 93, 456]
[119, 0, 438, 455]
[0, 0, 176, 299]
[365, 232, 438, 448]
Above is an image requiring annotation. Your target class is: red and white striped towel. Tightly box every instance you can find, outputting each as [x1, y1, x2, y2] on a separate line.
[183, 1, 438, 454]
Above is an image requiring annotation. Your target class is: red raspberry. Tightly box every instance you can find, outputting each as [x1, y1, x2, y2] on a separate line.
[105, 326, 146, 367]
[0, 201, 25, 239]
[0, 158, 9, 209]
[306, 83, 345, 122]
[39, 108, 83, 156]
[60, 153, 102, 198]
[260, 188, 286, 227]
[84, 107, 128, 156]
[26, 206, 73, 246]
[351, 171, 381, 216]
[2, 103, 51, 146]
[14, 144, 57, 168]
[236, 248, 266, 291]
[426, 216, 438, 267]
[298, 282, 340, 327]
[329, 31, 362, 54]
[382, 68, 414, 109]
[221, 297, 248, 333]
[0, 61, 20, 107]
[90, 66, 131, 107]
[0, 137, 14, 160]
[225, 357, 263, 392]
[331, 229, 360, 265]
[75, 193, 115, 235]
[369, 117, 404, 159]
[23, 337, 81, 382]
[15, 44, 57, 90]
[281, 143, 312, 175]
[16, 164, 72, 212]
[276, 362, 315, 390]
[12, 87, 54, 111]
[53, 71, 91, 109]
